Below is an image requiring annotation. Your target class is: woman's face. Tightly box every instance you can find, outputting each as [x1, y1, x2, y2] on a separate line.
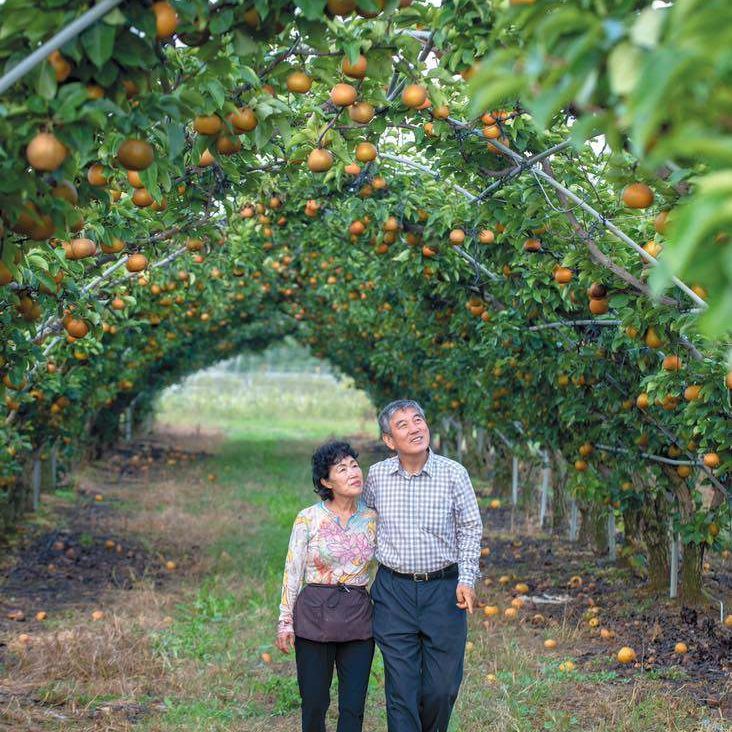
[322, 455, 363, 500]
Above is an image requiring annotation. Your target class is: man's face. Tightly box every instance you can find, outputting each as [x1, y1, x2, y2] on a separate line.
[382, 407, 430, 456]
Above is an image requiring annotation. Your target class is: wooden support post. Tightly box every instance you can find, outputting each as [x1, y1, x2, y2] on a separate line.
[607, 510, 617, 561]
[455, 420, 464, 463]
[511, 456, 519, 507]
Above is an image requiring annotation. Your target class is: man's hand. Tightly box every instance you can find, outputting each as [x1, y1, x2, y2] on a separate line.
[276, 631, 295, 654]
[456, 583, 476, 614]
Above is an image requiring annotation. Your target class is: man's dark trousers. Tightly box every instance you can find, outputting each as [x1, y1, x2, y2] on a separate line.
[371, 565, 467, 732]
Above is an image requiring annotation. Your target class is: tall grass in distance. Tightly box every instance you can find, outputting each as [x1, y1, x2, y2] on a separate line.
[155, 341, 377, 440]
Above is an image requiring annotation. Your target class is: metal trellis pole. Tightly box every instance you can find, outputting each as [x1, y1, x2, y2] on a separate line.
[0, 0, 124, 96]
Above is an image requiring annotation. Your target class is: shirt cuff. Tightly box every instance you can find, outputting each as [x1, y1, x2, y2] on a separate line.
[277, 619, 293, 635]
[458, 574, 476, 588]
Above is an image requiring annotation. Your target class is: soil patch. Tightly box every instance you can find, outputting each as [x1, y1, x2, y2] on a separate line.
[479, 505, 732, 714]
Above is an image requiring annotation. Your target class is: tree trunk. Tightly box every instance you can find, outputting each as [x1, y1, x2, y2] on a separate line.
[662, 466, 709, 607]
[579, 502, 608, 554]
[551, 451, 568, 534]
[643, 497, 671, 594]
[87, 403, 126, 459]
[679, 542, 705, 605]
[490, 446, 512, 501]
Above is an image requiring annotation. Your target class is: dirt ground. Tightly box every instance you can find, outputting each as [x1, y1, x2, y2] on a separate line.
[0, 428, 730, 729]
[476, 506, 731, 711]
[0, 427, 222, 731]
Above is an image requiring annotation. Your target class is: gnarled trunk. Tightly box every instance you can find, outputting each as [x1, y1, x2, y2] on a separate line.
[579, 501, 608, 554]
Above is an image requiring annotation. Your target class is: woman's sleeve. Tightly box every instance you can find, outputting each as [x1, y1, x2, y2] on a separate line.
[277, 511, 309, 635]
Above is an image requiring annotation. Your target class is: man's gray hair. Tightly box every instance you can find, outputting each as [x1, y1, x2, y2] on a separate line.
[378, 399, 427, 436]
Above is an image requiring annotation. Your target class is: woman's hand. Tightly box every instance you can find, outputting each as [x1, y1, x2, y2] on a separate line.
[276, 631, 295, 654]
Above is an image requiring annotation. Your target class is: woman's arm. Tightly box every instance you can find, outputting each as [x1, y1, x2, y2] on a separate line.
[277, 511, 309, 638]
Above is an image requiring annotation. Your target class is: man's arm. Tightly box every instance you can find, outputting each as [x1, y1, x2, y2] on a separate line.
[453, 466, 483, 588]
[362, 467, 376, 509]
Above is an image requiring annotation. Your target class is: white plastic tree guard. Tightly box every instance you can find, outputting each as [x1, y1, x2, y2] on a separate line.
[538, 452, 550, 530]
[124, 405, 133, 443]
[31, 449, 43, 511]
[669, 522, 680, 599]
[568, 499, 580, 542]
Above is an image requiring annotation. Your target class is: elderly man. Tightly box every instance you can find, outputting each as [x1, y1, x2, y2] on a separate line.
[363, 399, 482, 732]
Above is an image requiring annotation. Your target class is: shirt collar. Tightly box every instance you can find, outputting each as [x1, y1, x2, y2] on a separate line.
[389, 447, 435, 477]
[320, 498, 364, 516]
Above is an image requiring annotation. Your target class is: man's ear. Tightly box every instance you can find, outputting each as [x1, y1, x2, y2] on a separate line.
[381, 433, 396, 451]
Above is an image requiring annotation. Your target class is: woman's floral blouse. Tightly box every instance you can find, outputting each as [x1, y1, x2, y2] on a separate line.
[278, 500, 377, 635]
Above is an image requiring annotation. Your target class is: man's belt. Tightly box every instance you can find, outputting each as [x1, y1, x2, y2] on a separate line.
[380, 563, 458, 582]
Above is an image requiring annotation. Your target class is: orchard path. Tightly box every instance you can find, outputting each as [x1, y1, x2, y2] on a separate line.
[0, 423, 729, 732]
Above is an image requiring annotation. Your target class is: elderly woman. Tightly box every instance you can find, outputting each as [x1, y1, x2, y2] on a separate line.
[276, 440, 377, 732]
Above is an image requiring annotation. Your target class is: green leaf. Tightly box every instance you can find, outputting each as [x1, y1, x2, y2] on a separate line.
[140, 164, 161, 201]
[178, 87, 207, 112]
[26, 253, 49, 270]
[54, 83, 90, 123]
[608, 42, 642, 96]
[202, 78, 226, 110]
[209, 8, 234, 35]
[35, 270, 57, 294]
[468, 70, 525, 121]
[102, 7, 127, 25]
[238, 66, 260, 87]
[80, 22, 116, 68]
[365, 49, 394, 81]
[1, 240, 19, 267]
[274, 117, 292, 145]
[628, 48, 691, 153]
[253, 118, 274, 150]
[113, 30, 156, 68]
[233, 30, 259, 57]
[165, 122, 186, 161]
[296, 0, 327, 20]
[631, 7, 665, 49]
[35, 60, 57, 100]
[392, 249, 411, 263]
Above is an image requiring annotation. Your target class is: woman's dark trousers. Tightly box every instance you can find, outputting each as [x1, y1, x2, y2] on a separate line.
[294, 636, 374, 732]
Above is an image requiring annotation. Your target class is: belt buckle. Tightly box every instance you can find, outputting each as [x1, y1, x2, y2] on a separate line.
[413, 572, 429, 582]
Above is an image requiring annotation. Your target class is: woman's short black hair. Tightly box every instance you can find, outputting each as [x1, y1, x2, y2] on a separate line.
[311, 441, 359, 501]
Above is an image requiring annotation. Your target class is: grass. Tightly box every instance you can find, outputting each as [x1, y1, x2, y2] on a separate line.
[1, 364, 725, 731]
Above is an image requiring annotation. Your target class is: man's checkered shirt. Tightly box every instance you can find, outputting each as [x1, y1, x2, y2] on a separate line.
[363, 449, 483, 587]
